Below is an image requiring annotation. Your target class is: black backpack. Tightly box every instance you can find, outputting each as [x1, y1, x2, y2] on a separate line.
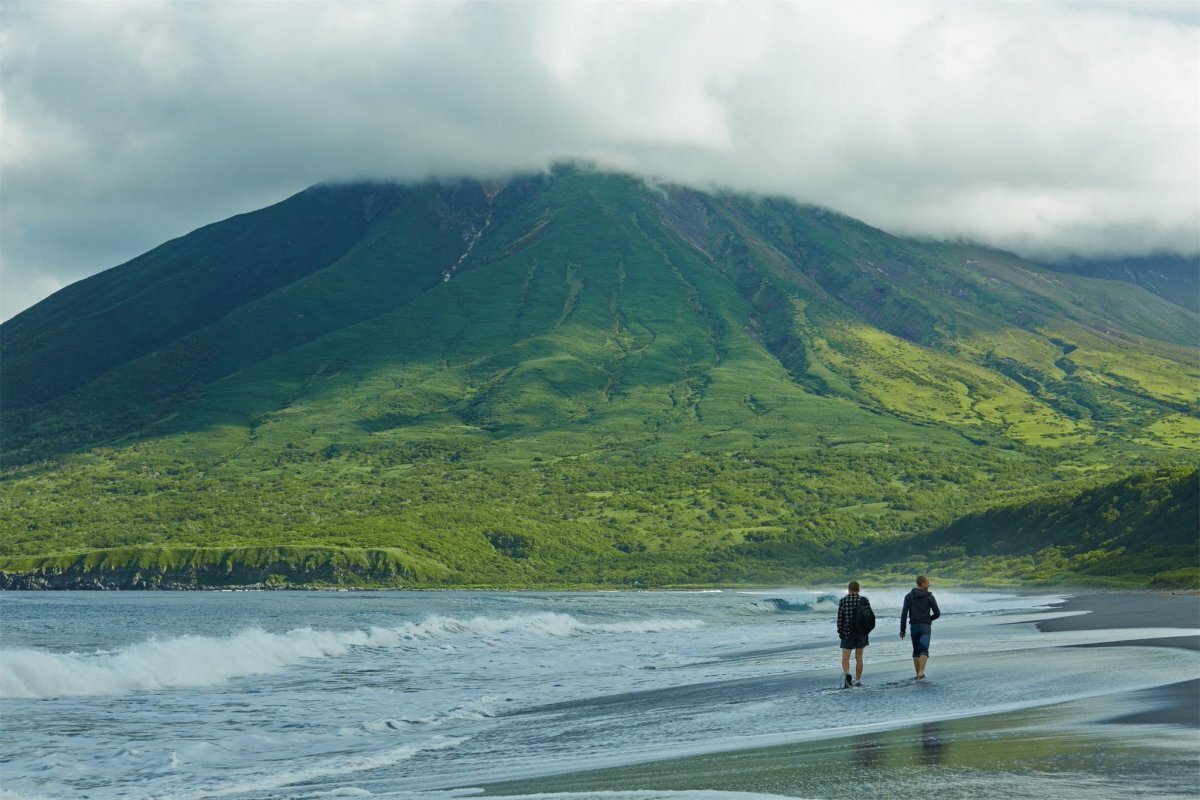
[854, 598, 876, 634]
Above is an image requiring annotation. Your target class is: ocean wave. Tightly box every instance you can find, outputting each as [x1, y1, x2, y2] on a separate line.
[0, 612, 702, 700]
[744, 588, 1067, 615]
[746, 594, 839, 613]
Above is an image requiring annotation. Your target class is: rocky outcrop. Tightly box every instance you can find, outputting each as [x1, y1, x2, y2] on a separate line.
[0, 545, 443, 590]
[0, 570, 286, 591]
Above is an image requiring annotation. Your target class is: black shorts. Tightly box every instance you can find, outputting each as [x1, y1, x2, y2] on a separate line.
[840, 634, 869, 649]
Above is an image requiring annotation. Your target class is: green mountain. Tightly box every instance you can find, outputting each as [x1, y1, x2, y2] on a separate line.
[1039, 254, 1200, 314]
[2, 167, 1196, 588]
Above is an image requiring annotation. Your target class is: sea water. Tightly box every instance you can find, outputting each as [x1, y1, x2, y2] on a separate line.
[0, 589, 1195, 799]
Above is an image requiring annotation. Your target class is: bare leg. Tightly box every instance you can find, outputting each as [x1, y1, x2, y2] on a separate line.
[841, 648, 851, 675]
[913, 657, 921, 677]
[854, 648, 864, 682]
[917, 655, 928, 679]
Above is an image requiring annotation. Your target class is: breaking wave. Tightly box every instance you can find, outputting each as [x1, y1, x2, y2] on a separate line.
[742, 589, 1066, 617]
[0, 612, 702, 700]
[745, 593, 839, 613]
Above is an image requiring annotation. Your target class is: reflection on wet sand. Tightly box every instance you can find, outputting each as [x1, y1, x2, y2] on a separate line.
[482, 697, 1198, 799]
[919, 721, 947, 766]
[850, 732, 882, 770]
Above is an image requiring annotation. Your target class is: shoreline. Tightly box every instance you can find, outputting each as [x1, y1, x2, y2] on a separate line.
[1040, 592, 1200, 653]
[1039, 592, 1200, 727]
[4, 572, 1198, 593]
[471, 591, 1200, 798]
[476, 689, 1200, 799]
[1037, 592, 1200, 636]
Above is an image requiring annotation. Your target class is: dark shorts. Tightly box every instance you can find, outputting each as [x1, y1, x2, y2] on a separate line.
[910, 623, 932, 657]
[840, 634, 869, 650]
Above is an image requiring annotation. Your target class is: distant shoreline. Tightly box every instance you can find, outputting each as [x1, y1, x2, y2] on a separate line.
[4, 572, 1200, 593]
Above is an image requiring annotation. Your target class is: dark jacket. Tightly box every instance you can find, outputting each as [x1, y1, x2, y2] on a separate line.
[900, 588, 940, 635]
[837, 593, 870, 638]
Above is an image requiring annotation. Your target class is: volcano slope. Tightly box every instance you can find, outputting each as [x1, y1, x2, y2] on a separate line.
[2, 168, 1196, 588]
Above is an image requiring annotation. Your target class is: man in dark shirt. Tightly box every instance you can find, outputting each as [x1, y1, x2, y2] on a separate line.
[900, 575, 941, 679]
[837, 580, 872, 687]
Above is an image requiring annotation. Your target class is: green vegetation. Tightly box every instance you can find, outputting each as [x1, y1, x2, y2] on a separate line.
[1039, 253, 1200, 314]
[860, 468, 1199, 589]
[1, 167, 1196, 588]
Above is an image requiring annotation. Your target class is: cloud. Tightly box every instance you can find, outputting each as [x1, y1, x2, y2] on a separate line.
[2, 0, 1197, 320]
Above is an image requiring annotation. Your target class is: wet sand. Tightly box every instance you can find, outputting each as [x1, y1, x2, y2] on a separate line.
[1037, 592, 1200, 643]
[1039, 592, 1200, 727]
[476, 592, 1200, 799]
[479, 701, 1199, 798]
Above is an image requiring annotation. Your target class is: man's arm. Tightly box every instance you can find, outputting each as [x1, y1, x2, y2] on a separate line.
[900, 594, 910, 637]
[837, 597, 847, 638]
[929, 595, 941, 622]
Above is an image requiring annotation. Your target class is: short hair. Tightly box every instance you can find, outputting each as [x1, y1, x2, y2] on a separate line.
[916, 575, 929, 587]
[848, 581, 860, 592]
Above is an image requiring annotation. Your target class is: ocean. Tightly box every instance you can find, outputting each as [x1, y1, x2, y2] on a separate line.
[1, 589, 1196, 799]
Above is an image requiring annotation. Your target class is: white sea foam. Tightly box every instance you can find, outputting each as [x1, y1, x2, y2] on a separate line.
[357, 696, 502, 732]
[167, 737, 466, 800]
[0, 613, 702, 699]
[0, 791, 55, 800]
[292, 791, 809, 800]
[746, 588, 1065, 615]
[458, 792, 810, 800]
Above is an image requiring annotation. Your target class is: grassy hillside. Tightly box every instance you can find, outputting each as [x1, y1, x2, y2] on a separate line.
[1, 167, 1196, 587]
[860, 468, 1199, 589]
[1039, 254, 1200, 314]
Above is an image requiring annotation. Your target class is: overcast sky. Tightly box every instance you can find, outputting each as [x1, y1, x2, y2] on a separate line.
[2, 0, 1198, 321]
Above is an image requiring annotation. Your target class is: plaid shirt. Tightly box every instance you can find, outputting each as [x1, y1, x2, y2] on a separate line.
[837, 593, 868, 638]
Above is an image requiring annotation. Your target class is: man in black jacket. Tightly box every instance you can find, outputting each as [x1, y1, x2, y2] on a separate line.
[837, 581, 872, 688]
[900, 575, 940, 679]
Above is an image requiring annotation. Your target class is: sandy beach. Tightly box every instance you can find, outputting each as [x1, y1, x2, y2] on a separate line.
[1039, 592, 1199, 728]
[1037, 592, 1199, 640]
[477, 592, 1200, 799]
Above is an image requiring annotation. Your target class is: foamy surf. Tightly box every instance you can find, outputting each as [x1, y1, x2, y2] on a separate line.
[166, 737, 467, 800]
[456, 792, 810, 800]
[355, 696, 503, 732]
[0, 612, 702, 699]
[739, 589, 1065, 617]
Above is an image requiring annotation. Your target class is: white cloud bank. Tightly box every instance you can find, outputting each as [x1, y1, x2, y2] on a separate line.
[2, 0, 1197, 320]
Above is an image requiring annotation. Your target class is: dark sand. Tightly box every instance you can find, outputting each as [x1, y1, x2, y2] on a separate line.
[480, 702, 1199, 798]
[1039, 592, 1199, 727]
[1037, 592, 1200, 642]
[476, 593, 1200, 798]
